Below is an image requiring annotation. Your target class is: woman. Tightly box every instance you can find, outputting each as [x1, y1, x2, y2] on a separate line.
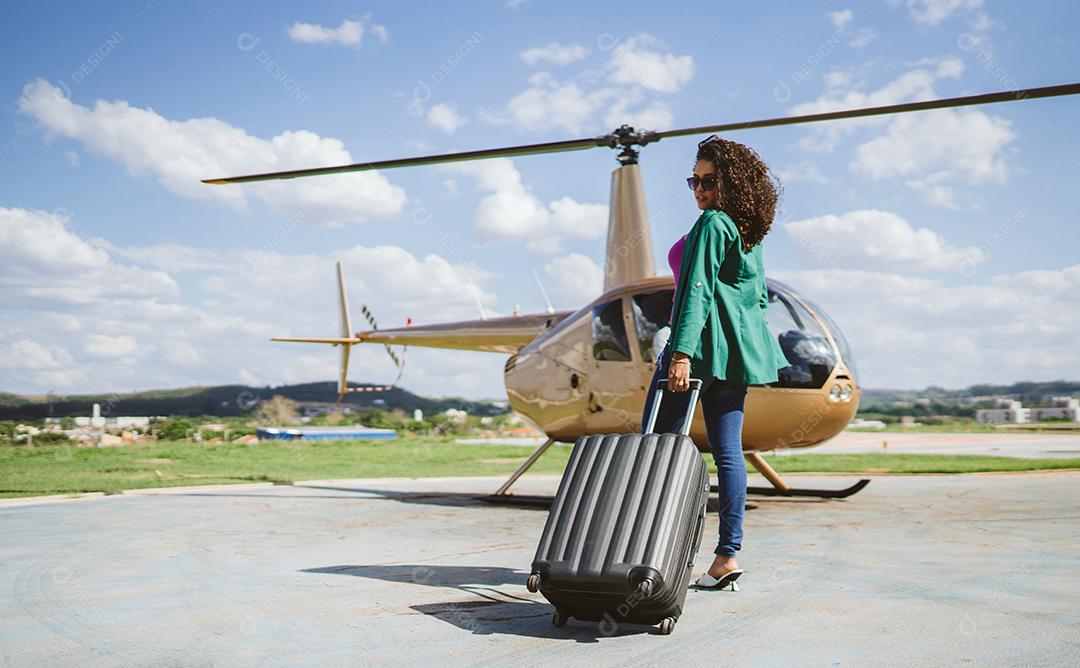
[640, 134, 787, 590]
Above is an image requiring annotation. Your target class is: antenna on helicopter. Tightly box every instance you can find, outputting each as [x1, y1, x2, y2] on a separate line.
[533, 269, 555, 315]
[470, 282, 487, 321]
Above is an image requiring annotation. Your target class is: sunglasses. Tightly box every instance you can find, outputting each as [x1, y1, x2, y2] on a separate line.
[686, 174, 719, 191]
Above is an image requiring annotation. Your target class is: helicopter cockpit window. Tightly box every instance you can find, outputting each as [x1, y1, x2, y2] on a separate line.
[795, 292, 858, 384]
[591, 299, 632, 362]
[631, 290, 674, 363]
[765, 288, 837, 389]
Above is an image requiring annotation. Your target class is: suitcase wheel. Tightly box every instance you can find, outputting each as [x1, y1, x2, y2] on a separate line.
[526, 573, 541, 593]
[552, 610, 569, 628]
[659, 617, 676, 635]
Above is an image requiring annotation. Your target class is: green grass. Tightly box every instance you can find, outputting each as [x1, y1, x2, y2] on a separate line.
[1, 438, 1078, 498]
[0, 438, 576, 498]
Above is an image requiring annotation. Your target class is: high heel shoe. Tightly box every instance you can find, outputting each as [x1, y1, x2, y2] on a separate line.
[694, 569, 743, 591]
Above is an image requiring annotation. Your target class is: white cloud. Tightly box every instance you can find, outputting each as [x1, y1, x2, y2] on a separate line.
[774, 160, 829, 185]
[442, 158, 608, 253]
[544, 254, 604, 306]
[827, 9, 854, 28]
[520, 42, 589, 67]
[17, 79, 407, 226]
[426, 103, 466, 133]
[902, 0, 984, 26]
[608, 34, 695, 94]
[970, 13, 995, 31]
[794, 66, 937, 143]
[788, 58, 1010, 206]
[602, 88, 673, 130]
[288, 19, 363, 46]
[851, 108, 1015, 206]
[935, 57, 964, 78]
[791, 58, 965, 151]
[484, 33, 689, 134]
[85, 334, 138, 359]
[0, 207, 509, 398]
[0, 207, 178, 306]
[823, 70, 852, 90]
[0, 207, 107, 273]
[0, 339, 83, 389]
[104, 243, 239, 273]
[849, 27, 877, 47]
[495, 72, 618, 134]
[791, 69, 939, 152]
[369, 23, 390, 42]
[772, 262, 1080, 389]
[782, 209, 985, 271]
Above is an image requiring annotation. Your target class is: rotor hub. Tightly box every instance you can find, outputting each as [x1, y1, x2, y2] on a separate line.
[594, 125, 660, 165]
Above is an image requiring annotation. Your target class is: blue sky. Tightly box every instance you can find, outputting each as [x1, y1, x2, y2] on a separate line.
[1, 0, 1078, 399]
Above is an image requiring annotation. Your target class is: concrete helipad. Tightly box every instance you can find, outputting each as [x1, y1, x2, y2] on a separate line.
[1, 471, 1078, 666]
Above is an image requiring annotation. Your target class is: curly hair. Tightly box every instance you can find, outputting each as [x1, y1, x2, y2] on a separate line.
[694, 135, 782, 252]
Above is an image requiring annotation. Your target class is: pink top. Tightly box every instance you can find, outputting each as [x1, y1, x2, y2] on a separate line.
[668, 234, 687, 322]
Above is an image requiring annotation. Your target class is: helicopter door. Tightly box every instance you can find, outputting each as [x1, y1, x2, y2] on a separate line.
[630, 289, 675, 365]
[585, 296, 646, 433]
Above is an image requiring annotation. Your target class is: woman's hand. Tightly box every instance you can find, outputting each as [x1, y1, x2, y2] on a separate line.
[668, 352, 691, 392]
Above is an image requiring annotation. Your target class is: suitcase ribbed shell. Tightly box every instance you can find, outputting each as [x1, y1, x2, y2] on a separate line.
[532, 432, 709, 625]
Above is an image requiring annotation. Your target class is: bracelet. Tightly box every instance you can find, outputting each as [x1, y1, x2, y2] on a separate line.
[671, 358, 691, 365]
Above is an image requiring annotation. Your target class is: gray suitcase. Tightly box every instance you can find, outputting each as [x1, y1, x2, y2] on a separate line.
[526, 378, 709, 635]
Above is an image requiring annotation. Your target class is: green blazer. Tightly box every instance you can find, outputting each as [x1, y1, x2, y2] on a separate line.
[669, 208, 787, 385]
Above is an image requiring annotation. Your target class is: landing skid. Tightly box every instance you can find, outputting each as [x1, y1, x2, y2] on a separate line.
[741, 451, 870, 498]
[485, 437, 871, 506]
[732, 479, 870, 499]
[479, 493, 554, 508]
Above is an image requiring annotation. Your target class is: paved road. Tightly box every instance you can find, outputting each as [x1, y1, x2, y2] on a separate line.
[1, 472, 1078, 666]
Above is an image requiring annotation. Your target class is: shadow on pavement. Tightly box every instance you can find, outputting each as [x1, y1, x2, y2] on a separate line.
[303, 564, 525, 587]
[297, 484, 553, 510]
[304, 563, 658, 640]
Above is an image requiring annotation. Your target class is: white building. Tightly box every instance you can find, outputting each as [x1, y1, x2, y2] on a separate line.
[442, 408, 468, 424]
[976, 396, 1080, 424]
[847, 418, 886, 429]
[1028, 396, 1080, 422]
[73, 404, 151, 431]
[976, 398, 1030, 424]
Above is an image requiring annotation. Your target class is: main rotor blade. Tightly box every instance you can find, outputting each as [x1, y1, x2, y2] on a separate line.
[656, 82, 1080, 139]
[202, 81, 1080, 185]
[202, 136, 600, 184]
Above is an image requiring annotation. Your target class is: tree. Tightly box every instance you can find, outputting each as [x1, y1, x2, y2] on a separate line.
[156, 417, 193, 440]
[252, 395, 300, 426]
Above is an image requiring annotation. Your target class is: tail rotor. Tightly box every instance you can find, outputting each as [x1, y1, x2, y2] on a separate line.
[273, 262, 408, 403]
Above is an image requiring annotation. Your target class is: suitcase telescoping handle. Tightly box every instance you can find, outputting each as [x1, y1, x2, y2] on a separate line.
[643, 378, 702, 436]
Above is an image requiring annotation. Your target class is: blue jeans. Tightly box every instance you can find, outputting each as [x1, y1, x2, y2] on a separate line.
[640, 341, 748, 557]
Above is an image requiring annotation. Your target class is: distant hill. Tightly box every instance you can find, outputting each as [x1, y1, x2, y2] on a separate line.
[859, 379, 1079, 406]
[857, 379, 1080, 418]
[3, 378, 1076, 422]
[0, 382, 509, 421]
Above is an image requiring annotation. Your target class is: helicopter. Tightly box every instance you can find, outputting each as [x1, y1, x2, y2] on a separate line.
[204, 82, 1080, 502]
